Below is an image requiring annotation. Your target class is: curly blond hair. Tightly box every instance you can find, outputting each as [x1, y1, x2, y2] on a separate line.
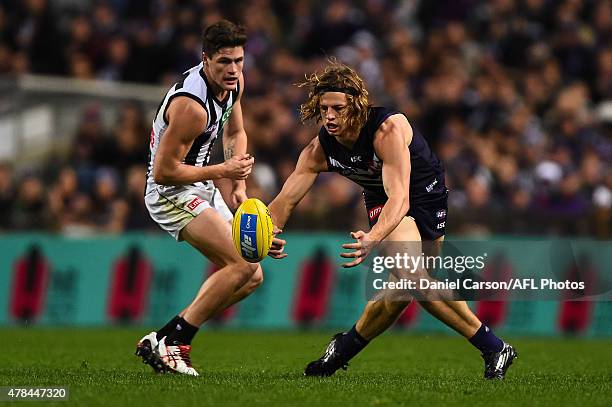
[298, 60, 371, 133]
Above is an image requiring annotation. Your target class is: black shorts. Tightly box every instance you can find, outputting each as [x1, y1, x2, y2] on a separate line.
[364, 190, 448, 241]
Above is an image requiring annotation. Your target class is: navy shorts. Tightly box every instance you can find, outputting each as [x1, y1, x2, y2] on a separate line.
[364, 190, 448, 241]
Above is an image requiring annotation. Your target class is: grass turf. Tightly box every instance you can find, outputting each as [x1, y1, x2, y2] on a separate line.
[0, 328, 610, 406]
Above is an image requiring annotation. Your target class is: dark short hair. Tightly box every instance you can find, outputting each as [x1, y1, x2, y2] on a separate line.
[202, 19, 247, 57]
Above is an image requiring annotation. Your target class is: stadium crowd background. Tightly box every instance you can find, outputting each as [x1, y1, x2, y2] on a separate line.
[0, 0, 610, 237]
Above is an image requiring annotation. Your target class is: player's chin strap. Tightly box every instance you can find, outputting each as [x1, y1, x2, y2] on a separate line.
[316, 86, 359, 96]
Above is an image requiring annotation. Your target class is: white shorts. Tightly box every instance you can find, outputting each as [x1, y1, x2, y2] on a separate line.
[145, 184, 233, 241]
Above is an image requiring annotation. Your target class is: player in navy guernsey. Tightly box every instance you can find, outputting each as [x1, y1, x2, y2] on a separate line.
[318, 105, 447, 238]
[268, 61, 517, 380]
[135, 20, 266, 377]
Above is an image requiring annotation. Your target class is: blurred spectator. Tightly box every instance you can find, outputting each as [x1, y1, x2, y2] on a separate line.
[99, 35, 131, 81]
[112, 103, 150, 175]
[48, 166, 79, 226]
[69, 104, 108, 192]
[91, 167, 124, 232]
[11, 174, 49, 230]
[0, 162, 15, 230]
[15, 0, 64, 75]
[122, 165, 158, 231]
[301, 0, 364, 57]
[61, 194, 97, 238]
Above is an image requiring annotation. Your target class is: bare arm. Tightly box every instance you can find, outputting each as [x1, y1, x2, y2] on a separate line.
[340, 114, 413, 267]
[268, 137, 328, 230]
[153, 97, 222, 185]
[223, 75, 247, 161]
[223, 74, 249, 205]
[368, 114, 413, 242]
[153, 96, 252, 186]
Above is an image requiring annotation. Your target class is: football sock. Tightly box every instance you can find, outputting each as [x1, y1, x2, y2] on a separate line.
[156, 315, 181, 341]
[340, 325, 370, 360]
[469, 324, 504, 353]
[165, 317, 199, 345]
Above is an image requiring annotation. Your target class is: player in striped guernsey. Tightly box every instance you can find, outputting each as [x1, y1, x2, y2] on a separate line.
[136, 20, 267, 376]
[267, 61, 517, 380]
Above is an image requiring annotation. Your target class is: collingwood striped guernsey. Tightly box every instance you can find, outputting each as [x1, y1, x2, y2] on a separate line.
[146, 62, 239, 195]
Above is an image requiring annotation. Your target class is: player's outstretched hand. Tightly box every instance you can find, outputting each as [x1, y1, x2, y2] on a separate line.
[222, 154, 254, 180]
[268, 226, 287, 259]
[340, 230, 374, 268]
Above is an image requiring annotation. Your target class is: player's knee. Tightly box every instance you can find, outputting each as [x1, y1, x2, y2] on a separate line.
[249, 266, 264, 288]
[234, 261, 259, 286]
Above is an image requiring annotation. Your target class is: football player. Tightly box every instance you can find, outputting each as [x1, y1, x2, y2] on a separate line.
[136, 20, 260, 376]
[268, 61, 517, 380]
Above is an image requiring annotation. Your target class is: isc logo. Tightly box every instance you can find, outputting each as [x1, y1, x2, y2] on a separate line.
[241, 234, 256, 258]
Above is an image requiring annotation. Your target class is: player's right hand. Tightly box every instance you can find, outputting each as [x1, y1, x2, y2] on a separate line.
[222, 154, 254, 180]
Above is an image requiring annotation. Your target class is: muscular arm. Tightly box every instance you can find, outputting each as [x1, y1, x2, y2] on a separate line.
[223, 74, 248, 191]
[268, 137, 328, 229]
[368, 114, 413, 242]
[153, 97, 227, 185]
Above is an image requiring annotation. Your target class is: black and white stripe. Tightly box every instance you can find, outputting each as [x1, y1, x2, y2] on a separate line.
[146, 62, 238, 194]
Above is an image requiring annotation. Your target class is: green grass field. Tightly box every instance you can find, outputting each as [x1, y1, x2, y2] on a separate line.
[0, 328, 610, 406]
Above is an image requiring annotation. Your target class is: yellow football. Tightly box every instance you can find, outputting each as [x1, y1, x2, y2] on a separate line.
[232, 198, 274, 263]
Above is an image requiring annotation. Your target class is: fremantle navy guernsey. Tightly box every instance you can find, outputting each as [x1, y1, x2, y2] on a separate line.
[146, 62, 239, 195]
[318, 107, 446, 204]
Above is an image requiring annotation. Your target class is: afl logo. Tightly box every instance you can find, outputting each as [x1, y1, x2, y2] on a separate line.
[436, 209, 446, 219]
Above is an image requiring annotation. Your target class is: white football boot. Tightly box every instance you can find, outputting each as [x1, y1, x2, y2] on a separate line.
[158, 336, 199, 376]
[135, 331, 167, 373]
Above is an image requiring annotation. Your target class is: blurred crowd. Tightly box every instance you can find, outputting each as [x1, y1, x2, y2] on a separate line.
[0, 0, 610, 237]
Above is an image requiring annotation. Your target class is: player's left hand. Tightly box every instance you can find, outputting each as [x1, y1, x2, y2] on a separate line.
[229, 187, 248, 209]
[340, 230, 375, 268]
